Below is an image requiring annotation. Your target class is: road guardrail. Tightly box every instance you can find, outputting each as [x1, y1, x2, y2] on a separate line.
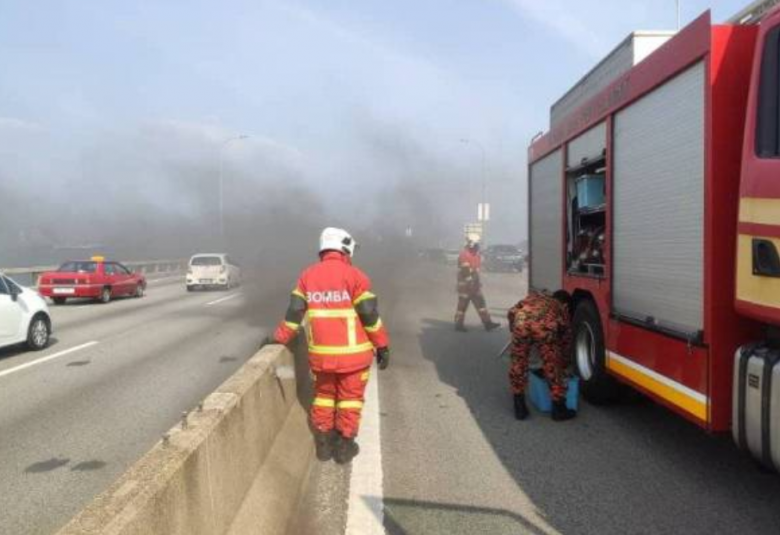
[1, 259, 188, 287]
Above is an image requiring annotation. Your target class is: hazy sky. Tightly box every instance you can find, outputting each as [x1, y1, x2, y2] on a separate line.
[0, 0, 751, 248]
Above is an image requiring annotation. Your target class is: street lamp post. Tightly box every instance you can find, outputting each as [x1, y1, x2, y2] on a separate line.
[218, 135, 249, 244]
[460, 138, 488, 242]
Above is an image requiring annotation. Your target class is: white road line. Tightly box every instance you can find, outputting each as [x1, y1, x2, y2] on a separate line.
[147, 275, 183, 284]
[0, 341, 99, 380]
[204, 293, 241, 306]
[346, 362, 385, 535]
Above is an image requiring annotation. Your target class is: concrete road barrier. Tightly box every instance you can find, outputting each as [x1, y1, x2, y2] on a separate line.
[57, 344, 313, 535]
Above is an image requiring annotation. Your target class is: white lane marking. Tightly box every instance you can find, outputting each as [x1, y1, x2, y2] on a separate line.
[147, 275, 183, 284]
[0, 341, 99, 379]
[346, 362, 385, 535]
[204, 293, 241, 307]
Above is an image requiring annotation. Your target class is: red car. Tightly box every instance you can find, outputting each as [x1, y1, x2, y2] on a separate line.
[38, 257, 146, 305]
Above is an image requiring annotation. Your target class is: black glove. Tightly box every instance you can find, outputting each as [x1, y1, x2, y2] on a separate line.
[376, 347, 390, 370]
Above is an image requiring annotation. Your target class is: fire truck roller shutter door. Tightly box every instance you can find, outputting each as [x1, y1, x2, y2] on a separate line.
[530, 149, 564, 293]
[612, 61, 705, 334]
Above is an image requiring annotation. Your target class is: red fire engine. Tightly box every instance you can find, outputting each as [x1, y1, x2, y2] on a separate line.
[528, 2, 780, 468]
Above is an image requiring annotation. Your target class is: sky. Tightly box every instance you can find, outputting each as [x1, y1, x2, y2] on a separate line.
[0, 0, 752, 260]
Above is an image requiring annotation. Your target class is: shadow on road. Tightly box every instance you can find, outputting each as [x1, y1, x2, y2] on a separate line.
[384, 497, 548, 535]
[417, 316, 780, 534]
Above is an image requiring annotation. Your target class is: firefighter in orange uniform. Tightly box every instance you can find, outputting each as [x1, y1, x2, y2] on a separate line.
[455, 233, 501, 332]
[274, 227, 390, 464]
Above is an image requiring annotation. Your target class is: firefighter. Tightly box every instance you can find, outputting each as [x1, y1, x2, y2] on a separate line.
[454, 233, 501, 332]
[507, 290, 576, 421]
[273, 227, 391, 464]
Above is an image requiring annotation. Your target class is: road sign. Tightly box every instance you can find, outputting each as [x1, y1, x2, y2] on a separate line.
[477, 203, 490, 222]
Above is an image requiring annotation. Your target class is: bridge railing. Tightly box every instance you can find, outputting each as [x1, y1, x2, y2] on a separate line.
[1, 259, 188, 287]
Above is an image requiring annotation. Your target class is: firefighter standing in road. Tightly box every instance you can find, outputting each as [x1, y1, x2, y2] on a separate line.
[455, 233, 501, 332]
[507, 290, 576, 421]
[273, 227, 390, 464]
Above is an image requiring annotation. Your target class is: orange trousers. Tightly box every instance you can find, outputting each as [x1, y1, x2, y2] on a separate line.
[311, 368, 370, 438]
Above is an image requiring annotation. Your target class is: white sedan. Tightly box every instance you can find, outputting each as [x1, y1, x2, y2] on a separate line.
[0, 273, 52, 351]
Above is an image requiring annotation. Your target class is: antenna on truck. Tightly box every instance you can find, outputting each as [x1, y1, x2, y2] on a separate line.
[676, 0, 681, 30]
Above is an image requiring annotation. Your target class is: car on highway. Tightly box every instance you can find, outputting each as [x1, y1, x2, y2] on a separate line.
[186, 254, 241, 291]
[37, 257, 147, 305]
[0, 273, 51, 351]
[483, 244, 524, 272]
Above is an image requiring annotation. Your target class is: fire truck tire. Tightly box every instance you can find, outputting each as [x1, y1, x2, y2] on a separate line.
[572, 299, 620, 404]
[52, 297, 66, 305]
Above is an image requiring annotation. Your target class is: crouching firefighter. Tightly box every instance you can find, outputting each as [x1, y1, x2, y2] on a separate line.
[273, 227, 391, 464]
[507, 290, 576, 421]
[455, 233, 500, 332]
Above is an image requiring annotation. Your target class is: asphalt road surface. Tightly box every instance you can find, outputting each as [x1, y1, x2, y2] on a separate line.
[0, 276, 271, 535]
[296, 260, 780, 535]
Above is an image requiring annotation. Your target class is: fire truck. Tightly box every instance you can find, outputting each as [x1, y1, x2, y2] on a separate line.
[528, 1, 780, 468]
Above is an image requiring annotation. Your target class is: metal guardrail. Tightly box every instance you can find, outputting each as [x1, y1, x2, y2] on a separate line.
[1, 259, 188, 287]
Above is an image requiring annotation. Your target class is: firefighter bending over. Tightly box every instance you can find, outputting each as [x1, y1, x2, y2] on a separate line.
[455, 233, 501, 332]
[274, 227, 390, 464]
[507, 290, 576, 421]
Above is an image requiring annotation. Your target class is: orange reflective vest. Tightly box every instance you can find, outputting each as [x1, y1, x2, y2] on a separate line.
[274, 252, 390, 373]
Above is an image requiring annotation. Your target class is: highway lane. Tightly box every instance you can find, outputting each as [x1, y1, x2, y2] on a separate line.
[0, 277, 269, 535]
[297, 261, 780, 535]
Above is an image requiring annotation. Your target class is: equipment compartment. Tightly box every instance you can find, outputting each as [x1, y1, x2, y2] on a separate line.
[566, 156, 606, 277]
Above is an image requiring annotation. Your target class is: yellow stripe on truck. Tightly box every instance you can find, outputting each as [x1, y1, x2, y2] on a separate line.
[739, 197, 780, 226]
[606, 352, 708, 422]
[736, 234, 780, 309]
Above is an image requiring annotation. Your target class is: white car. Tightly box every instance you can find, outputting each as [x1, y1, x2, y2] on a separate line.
[186, 254, 241, 291]
[0, 273, 52, 351]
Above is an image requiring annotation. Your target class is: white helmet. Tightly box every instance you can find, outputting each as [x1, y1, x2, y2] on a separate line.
[319, 227, 357, 257]
[466, 233, 481, 246]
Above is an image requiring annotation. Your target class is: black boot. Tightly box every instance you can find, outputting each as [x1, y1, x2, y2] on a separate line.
[314, 431, 334, 462]
[513, 394, 529, 420]
[455, 322, 468, 332]
[551, 399, 576, 421]
[483, 321, 501, 332]
[334, 434, 360, 465]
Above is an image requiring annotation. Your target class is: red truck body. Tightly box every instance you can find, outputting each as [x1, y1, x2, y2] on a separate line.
[528, 9, 780, 432]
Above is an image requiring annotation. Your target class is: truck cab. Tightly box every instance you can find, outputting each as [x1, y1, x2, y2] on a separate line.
[736, 5, 780, 328]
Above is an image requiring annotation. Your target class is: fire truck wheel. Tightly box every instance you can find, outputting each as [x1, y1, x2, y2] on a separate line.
[572, 299, 620, 404]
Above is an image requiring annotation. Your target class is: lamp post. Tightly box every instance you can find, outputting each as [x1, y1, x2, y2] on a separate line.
[459, 138, 488, 242]
[218, 135, 249, 244]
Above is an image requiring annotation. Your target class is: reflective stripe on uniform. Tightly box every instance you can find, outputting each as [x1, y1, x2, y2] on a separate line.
[337, 400, 364, 410]
[307, 308, 366, 353]
[284, 321, 300, 330]
[309, 342, 375, 355]
[360, 370, 370, 381]
[353, 291, 376, 306]
[292, 288, 306, 300]
[313, 397, 336, 408]
[364, 318, 383, 333]
[308, 309, 358, 319]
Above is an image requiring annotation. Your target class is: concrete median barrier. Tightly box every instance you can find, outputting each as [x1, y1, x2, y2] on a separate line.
[57, 344, 313, 535]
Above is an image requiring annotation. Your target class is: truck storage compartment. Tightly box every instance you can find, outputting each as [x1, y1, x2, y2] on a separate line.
[530, 149, 563, 291]
[733, 344, 780, 471]
[612, 60, 705, 335]
[566, 122, 607, 277]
